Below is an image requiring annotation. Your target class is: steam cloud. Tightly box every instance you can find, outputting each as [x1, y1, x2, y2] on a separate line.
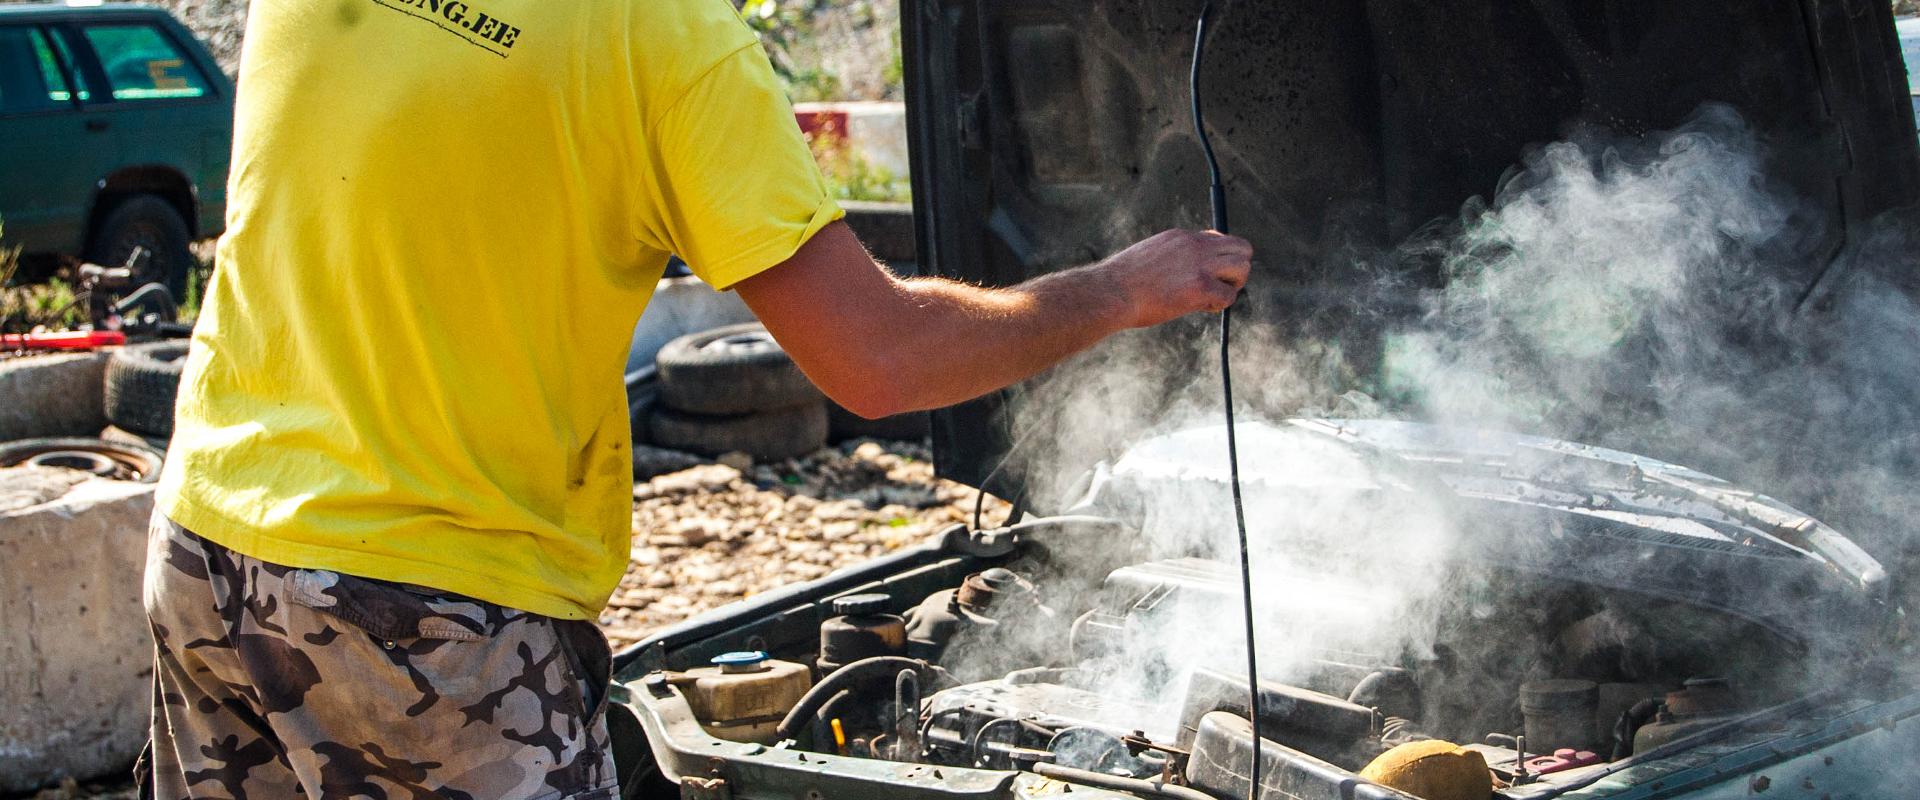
[942, 105, 1920, 737]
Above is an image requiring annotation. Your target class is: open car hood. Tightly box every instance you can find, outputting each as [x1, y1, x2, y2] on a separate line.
[1076, 419, 1891, 641]
[902, 0, 1920, 499]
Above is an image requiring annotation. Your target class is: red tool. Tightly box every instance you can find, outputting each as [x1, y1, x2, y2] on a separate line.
[1, 330, 127, 351]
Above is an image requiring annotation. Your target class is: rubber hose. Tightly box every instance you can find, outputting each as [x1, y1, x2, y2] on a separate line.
[1610, 698, 1662, 760]
[808, 689, 857, 751]
[777, 656, 932, 741]
[1348, 668, 1424, 722]
[1031, 762, 1216, 800]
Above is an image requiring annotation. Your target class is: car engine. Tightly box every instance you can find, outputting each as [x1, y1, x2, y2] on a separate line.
[662, 542, 1807, 798]
[638, 422, 1885, 798]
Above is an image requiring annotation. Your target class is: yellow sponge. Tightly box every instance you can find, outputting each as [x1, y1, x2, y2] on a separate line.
[1358, 740, 1493, 800]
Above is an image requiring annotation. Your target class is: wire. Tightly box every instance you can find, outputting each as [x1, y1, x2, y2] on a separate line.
[1191, 5, 1263, 799]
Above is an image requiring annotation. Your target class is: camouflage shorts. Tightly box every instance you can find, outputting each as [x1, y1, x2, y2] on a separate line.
[140, 512, 617, 799]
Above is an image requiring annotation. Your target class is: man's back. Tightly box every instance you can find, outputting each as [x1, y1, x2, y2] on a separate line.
[159, 0, 844, 620]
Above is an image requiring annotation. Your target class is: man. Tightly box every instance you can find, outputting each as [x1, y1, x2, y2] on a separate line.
[142, 0, 1252, 797]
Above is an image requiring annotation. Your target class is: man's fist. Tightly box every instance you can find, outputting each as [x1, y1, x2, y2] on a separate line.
[1099, 229, 1253, 329]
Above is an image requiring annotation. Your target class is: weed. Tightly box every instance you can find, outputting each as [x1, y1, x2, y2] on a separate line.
[0, 276, 84, 334]
[179, 241, 216, 322]
[807, 127, 910, 203]
[0, 221, 85, 333]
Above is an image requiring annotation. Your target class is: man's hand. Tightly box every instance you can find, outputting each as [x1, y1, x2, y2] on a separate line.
[1099, 228, 1253, 327]
[734, 222, 1252, 419]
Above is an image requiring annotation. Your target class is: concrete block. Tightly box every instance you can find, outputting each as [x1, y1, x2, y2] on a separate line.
[794, 101, 909, 177]
[0, 476, 156, 792]
[0, 352, 110, 442]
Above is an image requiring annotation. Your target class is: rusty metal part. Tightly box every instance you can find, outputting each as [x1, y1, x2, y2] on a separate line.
[1664, 677, 1739, 717]
[0, 437, 164, 483]
[955, 568, 1027, 611]
[893, 668, 923, 761]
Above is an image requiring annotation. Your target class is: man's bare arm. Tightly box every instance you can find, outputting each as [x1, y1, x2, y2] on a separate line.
[733, 221, 1252, 419]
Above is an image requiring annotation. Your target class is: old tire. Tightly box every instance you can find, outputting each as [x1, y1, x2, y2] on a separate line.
[827, 402, 931, 443]
[84, 194, 194, 296]
[104, 340, 189, 437]
[648, 403, 828, 461]
[0, 437, 164, 483]
[656, 323, 821, 415]
[626, 368, 659, 446]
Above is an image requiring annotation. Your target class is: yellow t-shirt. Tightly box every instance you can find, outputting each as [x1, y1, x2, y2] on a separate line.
[157, 0, 843, 620]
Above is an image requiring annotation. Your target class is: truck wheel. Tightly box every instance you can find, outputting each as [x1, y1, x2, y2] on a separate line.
[85, 194, 194, 297]
[647, 403, 828, 461]
[656, 323, 822, 415]
[104, 341, 190, 438]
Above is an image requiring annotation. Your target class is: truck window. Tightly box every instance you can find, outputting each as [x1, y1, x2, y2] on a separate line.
[80, 23, 209, 101]
[0, 26, 74, 113]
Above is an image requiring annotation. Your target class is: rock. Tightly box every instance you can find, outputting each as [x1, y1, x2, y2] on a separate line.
[1, 478, 156, 792]
[668, 516, 728, 546]
[716, 451, 755, 471]
[632, 444, 707, 480]
[648, 463, 741, 495]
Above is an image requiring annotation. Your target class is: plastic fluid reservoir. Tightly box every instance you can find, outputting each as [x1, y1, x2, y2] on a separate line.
[818, 593, 906, 673]
[1521, 679, 1599, 753]
[671, 651, 812, 744]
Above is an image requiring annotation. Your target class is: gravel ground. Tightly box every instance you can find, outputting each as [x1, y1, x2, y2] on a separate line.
[605, 437, 1004, 648]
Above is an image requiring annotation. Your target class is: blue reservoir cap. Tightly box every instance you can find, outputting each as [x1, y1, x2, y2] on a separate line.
[711, 651, 771, 672]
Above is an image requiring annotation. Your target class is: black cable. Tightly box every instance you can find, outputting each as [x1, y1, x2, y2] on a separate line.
[1191, 5, 1263, 799]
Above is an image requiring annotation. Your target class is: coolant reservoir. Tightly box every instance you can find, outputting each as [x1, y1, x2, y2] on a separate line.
[817, 593, 907, 673]
[671, 651, 812, 744]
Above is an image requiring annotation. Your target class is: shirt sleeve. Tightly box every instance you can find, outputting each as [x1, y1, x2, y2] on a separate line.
[639, 42, 845, 291]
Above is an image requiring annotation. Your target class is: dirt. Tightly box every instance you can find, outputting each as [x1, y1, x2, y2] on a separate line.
[604, 437, 1006, 648]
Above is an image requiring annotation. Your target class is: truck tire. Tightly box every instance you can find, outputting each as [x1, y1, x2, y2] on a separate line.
[0, 437, 164, 483]
[656, 323, 821, 415]
[648, 403, 828, 461]
[104, 340, 190, 437]
[84, 194, 195, 297]
[827, 402, 931, 443]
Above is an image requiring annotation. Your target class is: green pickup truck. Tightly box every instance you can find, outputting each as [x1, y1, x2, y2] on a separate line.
[0, 2, 233, 294]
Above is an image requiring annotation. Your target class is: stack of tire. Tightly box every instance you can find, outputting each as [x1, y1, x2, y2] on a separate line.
[639, 323, 935, 461]
[643, 323, 830, 461]
[100, 340, 188, 453]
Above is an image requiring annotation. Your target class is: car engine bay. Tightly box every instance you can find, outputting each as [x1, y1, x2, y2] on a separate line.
[619, 421, 1893, 799]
